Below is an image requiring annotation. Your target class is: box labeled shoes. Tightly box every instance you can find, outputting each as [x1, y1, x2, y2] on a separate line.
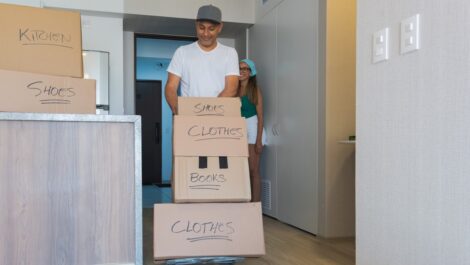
[177, 97, 241, 117]
[0, 69, 95, 114]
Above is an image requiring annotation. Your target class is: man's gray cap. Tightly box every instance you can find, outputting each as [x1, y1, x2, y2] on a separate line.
[196, 5, 222, 24]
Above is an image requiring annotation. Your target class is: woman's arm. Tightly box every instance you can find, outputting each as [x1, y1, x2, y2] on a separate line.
[255, 87, 264, 154]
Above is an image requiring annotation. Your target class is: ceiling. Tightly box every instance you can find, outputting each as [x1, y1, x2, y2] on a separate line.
[124, 14, 252, 38]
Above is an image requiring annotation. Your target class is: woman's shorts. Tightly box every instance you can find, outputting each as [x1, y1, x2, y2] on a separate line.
[245, 115, 267, 145]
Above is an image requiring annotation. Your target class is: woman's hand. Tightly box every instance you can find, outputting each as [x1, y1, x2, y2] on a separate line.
[255, 141, 263, 154]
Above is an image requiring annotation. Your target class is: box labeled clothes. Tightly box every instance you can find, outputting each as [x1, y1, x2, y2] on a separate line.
[153, 202, 265, 262]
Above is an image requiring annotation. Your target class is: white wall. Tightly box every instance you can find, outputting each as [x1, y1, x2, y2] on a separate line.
[124, 0, 255, 24]
[254, 0, 282, 21]
[357, 0, 470, 264]
[43, 0, 123, 13]
[218, 38, 236, 49]
[123, 31, 134, 115]
[0, 0, 39, 6]
[82, 15, 124, 114]
[234, 29, 248, 59]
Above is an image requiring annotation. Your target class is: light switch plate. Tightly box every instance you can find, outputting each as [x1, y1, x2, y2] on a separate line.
[373, 27, 389, 63]
[401, 14, 420, 54]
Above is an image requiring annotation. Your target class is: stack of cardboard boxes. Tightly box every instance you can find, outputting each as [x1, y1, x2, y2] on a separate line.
[154, 97, 265, 262]
[0, 3, 95, 114]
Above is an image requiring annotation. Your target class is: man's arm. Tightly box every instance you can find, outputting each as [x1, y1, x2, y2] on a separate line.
[218, 75, 239, 97]
[164, 72, 181, 114]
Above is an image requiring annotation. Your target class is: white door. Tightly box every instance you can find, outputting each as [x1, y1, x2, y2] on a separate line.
[275, 0, 319, 234]
[250, 7, 279, 218]
[249, 0, 320, 234]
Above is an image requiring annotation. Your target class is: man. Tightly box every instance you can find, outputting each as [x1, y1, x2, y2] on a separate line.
[164, 4, 240, 114]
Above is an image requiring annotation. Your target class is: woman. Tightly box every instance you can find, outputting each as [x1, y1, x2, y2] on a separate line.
[238, 59, 266, 202]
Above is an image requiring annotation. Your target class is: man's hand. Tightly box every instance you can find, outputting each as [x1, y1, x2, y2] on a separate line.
[218, 75, 239, 97]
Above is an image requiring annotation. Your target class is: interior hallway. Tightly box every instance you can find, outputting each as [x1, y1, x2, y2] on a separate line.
[143, 186, 355, 265]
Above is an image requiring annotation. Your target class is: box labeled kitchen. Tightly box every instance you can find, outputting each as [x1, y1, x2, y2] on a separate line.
[0, 3, 83, 77]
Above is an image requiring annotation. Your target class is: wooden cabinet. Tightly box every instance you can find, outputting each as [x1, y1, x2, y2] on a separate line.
[0, 113, 142, 265]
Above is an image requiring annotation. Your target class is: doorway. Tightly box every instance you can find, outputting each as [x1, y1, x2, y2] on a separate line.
[134, 35, 196, 185]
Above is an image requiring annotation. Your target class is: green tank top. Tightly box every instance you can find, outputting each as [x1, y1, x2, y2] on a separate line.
[240, 95, 257, 118]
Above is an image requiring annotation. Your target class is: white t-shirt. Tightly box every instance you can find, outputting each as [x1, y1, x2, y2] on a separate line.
[167, 41, 239, 97]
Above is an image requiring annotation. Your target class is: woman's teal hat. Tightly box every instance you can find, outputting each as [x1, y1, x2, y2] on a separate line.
[241, 58, 257, 77]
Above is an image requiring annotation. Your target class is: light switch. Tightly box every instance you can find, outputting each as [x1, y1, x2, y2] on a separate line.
[401, 14, 420, 54]
[373, 27, 389, 63]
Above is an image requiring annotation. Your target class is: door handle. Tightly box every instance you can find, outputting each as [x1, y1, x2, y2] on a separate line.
[155, 122, 160, 144]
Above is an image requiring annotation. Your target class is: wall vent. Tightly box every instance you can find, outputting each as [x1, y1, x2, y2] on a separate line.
[261, 179, 272, 210]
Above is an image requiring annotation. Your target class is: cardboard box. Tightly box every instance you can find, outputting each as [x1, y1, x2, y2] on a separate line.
[0, 3, 83, 77]
[0, 69, 96, 114]
[178, 97, 241, 117]
[172, 115, 250, 203]
[173, 115, 248, 157]
[153, 202, 265, 261]
[174, 157, 251, 203]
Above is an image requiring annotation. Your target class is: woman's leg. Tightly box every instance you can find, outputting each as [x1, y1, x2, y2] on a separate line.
[248, 144, 261, 202]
